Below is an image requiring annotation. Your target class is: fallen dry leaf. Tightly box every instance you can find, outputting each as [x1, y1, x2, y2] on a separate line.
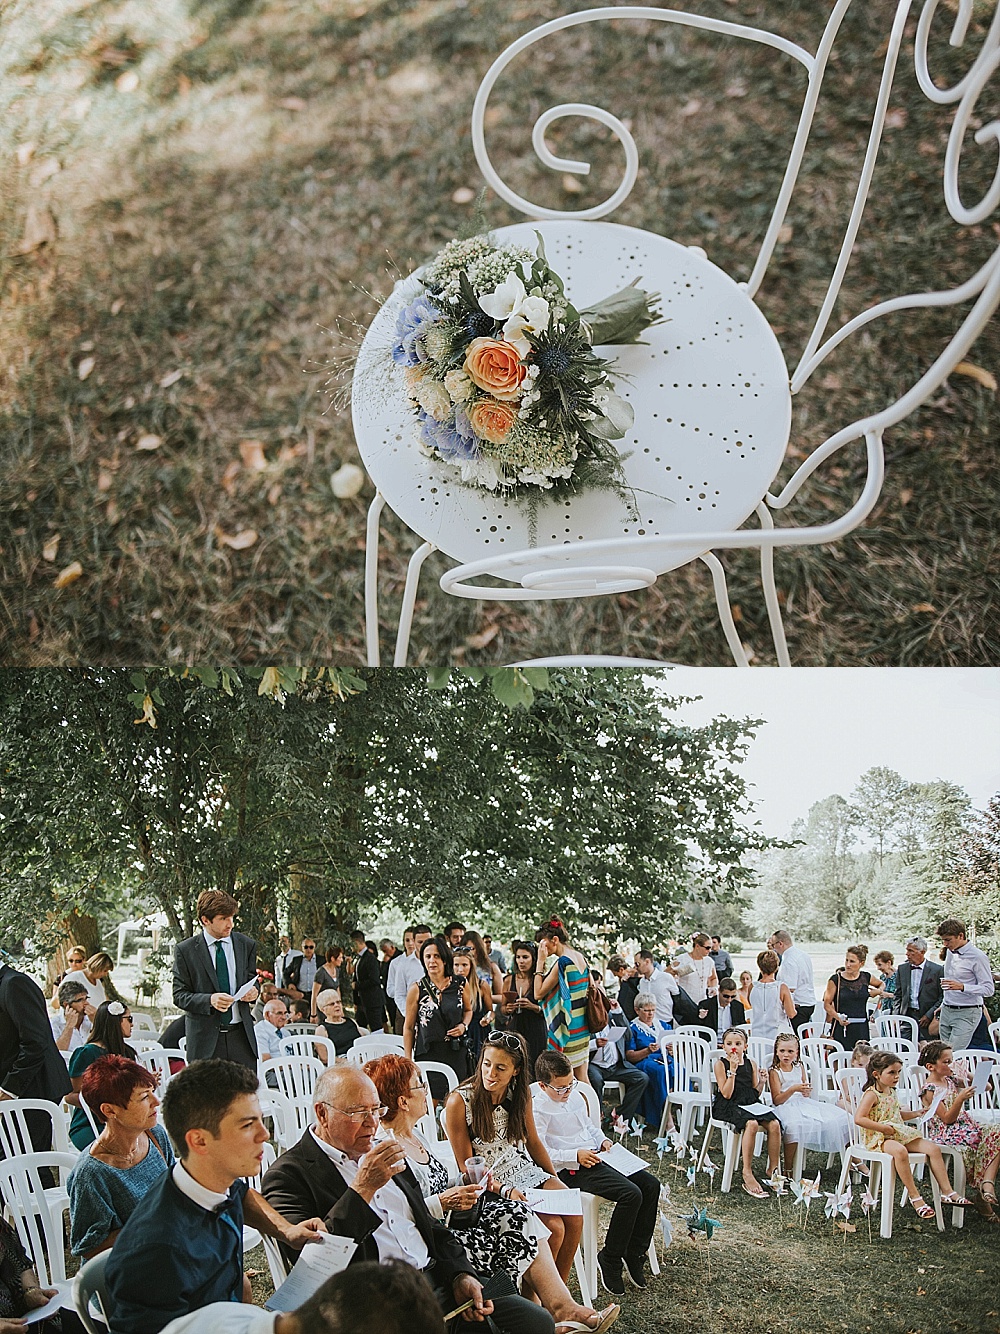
[110, 297, 124, 315]
[77, 356, 95, 381]
[15, 143, 35, 166]
[885, 107, 908, 130]
[466, 625, 499, 650]
[53, 560, 83, 589]
[952, 361, 997, 391]
[680, 98, 701, 118]
[177, 73, 192, 96]
[221, 460, 241, 495]
[267, 482, 282, 506]
[16, 202, 56, 254]
[778, 224, 794, 244]
[239, 439, 268, 471]
[331, 463, 365, 498]
[899, 487, 913, 505]
[561, 174, 584, 194]
[116, 70, 139, 93]
[159, 368, 183, 389]
[136, 433, 162, 451]
[451, 186, 476, 205]
[912, 602, 936, 613]
[29, 158, 60, 187]
[42, 534, 60, 562]
[278, 96, 307, 112]
[216, 527, 258, 550]
[97, 469, 114, 492]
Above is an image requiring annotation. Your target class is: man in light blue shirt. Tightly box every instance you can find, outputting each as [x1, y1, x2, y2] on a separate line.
[937, 917, 995, 1052]
[254, 999, 296, 1064]
[386, 925, 432, 1034]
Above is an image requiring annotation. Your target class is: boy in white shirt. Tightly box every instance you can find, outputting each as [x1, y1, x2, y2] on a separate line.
[532, 1050, 660, 1297]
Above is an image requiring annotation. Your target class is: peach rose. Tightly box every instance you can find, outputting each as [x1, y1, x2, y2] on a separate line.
[464, 337, 526, 401]
[468, 398, 517, 445]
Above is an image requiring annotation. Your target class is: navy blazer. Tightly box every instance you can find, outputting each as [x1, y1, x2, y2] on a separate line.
[172, 930, 258, 1062]
[262, 1128, 472, 1283]
[0, 964, 72, 1103]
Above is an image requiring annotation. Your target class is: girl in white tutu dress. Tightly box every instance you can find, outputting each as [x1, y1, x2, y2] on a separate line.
[768, 1033, 852, 1173]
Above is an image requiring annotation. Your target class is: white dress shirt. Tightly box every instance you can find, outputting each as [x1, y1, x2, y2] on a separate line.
[171, 1160, 231, 1212]
[309, 1130, 429, 1269]
[274, 948, 303, 989]
[531, 1086, 604, 1172]
[204, 928, 240, 1027]
[776, 945, 816, 1006]
[161, 1305, 276, 1334]
[254, 1020, 295, 1061]
[908, 963, 924, 1009]
[387, 951, 426, 1013]
[50, 1011, 91, 1051]
[641, 968, 679, 1024]
[942, 942, 995, 1007]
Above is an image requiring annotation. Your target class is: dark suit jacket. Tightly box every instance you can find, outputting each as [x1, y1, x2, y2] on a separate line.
[354, 948, 385, 1029]
[718, 998, 747, 1029]
[893, 960, 944, 1024]
[261, 1128, 472, 1282]
[0, 964, 72, 1102]
[172, 930, 258, 1062]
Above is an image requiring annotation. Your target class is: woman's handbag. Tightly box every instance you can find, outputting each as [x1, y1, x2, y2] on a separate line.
[585, 980, 610, 1034]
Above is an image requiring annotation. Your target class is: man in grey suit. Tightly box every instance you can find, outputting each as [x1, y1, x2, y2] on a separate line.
[173, 890, 259, 1067]
[893, 936, 944, 1038]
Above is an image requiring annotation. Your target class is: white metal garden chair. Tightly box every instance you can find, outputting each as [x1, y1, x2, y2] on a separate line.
[356, 0, 1000, 666]
[951, 1049, 1000, 1126]
[872, 1014, 920, 1047]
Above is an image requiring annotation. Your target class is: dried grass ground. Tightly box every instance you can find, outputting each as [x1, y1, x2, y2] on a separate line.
[1, 0, 998, 665]
[244, 1139, 1000, 1334]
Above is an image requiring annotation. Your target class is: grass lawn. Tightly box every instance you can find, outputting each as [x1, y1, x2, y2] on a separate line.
[245, 1139, 1000, 1334]
[1, 0, 998, 665]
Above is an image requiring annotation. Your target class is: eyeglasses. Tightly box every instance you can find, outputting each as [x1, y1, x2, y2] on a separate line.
[320, 1102, 388, 1123]
[486, 1031, 523, 1053]
[407, 1084, 426, 1095]
[541, 1079, 578, 1096]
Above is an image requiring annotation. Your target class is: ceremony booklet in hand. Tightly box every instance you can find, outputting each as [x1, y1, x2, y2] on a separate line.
[264, 1234, 357, 1311]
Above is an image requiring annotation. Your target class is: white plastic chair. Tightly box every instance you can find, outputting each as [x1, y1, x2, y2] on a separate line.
[695, 1065, 765, 1193]
[73, 1248, 111, 1333]
[989, 1020, 1000, 1053]
[872, 1035, 918, 1063]
[797, 1024, 818, 1044]
[346, 1035, 405, 1064]
[671, 1024, 716, 1049]
[747, 1037, 776, 1073]
[127, 1014, 160, 1038]
[574, 1081, 659, 1298]
[137, 1047, 186, 1090]
[357, 0, 1000, 667]
[279, 1034, 333, 1066]
[800, 1038, 842, 1103]
[0, 1099, 74, 1159]
[834, 1068, 954, 1237]
[872, 1014, 919, 1047]
[0, 1152, 78, 1286]
[285, 1023, 318, 1036]
[952, 1049, 1000, 1127]
[661, 1032, 712, 1141]
[259, 1056, 324, 1152]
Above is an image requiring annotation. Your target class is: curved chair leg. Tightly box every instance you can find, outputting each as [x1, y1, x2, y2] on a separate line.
[365, 492, 386, 667]
[756, 503, 791, 667]
[394, 542, 435, 667]
[700, 552, 750, 668]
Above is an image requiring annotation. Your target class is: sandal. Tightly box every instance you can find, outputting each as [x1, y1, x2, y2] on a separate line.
[742, 1182, 768, 1200]
[981, 1183, 998, 1205]
[941, 1192, 974, 1207]
[908, 1194, 935, 1220]
[557, 1305, 621, 1334]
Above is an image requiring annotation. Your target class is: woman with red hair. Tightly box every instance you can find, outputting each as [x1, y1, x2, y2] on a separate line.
[67, 1054, 174, 1259]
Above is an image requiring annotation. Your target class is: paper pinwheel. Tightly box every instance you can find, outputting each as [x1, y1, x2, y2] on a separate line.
[684, 1206, 722, 1241]
[653, 1135, 673, 1159]
[659, 1212, 674, 1249]
[702, 1156, 718, 1184]
[659, 1184, 671, 1206]
[767, 1171, 788, 1196]
[860, 1188, 877, 1215]
[686, 1164, 697, 1187]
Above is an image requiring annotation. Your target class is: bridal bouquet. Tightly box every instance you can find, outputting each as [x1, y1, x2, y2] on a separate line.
[390, 233, 661, 496]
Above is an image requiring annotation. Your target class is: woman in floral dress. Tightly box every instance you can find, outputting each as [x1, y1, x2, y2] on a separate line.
[918, 1040, 1000, 1221]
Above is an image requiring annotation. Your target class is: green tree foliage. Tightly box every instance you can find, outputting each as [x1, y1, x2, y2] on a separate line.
[748, 768, 979, 940]
[0, 668, 770, 960]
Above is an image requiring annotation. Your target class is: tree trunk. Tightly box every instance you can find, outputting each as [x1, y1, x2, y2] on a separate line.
[45, 911, 102, 987]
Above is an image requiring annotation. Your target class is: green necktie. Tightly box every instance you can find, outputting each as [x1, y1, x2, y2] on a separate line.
[214, 941, 232, 1024]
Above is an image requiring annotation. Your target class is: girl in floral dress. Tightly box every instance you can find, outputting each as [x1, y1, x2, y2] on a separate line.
[854, 1050, 971, 1221]
[917, 1040, 1000, 1221]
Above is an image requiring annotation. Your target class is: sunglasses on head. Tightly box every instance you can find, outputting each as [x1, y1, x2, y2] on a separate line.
[486, 1031, 523, 1054]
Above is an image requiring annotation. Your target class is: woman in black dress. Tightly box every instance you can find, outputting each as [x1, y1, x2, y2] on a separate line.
[712, 1027, 781, 1199]
[500, 940, 548, 1078]
[403, 935, 474, 1099]
[0, 1215, 59, 1329]
[822, 945, 884, 1050]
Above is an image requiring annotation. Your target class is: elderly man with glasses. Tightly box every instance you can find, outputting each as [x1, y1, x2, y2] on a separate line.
[262, 1066, 553, 1334]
